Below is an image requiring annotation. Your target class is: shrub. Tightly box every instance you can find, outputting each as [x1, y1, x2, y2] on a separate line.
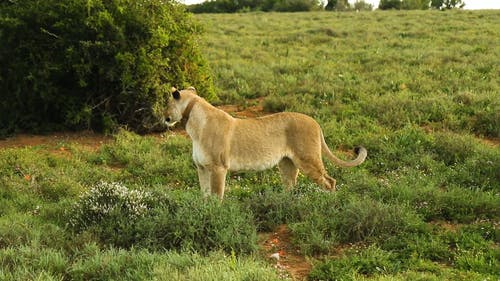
[333, 196, 423, 243]
[0, 244, 286, 280]
[151, 250, 288, 281]
[431, 133, 500, 191]
[288, 190, 345, 255]
[454, 248, 500, 275]
[435, 187, 499, 222]
[447, 226, 499, 275]
[137, 190, 258, 254]
[68, 185, 258, 254]
[67, 181, 153, 248]
[361, 126, 433, 174]
[68, 243, 154, 281]
[68, 181, 152, 233]
[0, 0, 215, 136]
[309, 245, 399, 281]
[288, 192, 424, 255]
[381, 231, 453, 263]
[469, 105, 500, 137]
[236, 186, 301, 231]
[262, 94, 315, 114]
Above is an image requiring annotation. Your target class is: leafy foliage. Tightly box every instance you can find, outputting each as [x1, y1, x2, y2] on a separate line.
[0, 0, 215, 136]
[67, 183, 258, 254]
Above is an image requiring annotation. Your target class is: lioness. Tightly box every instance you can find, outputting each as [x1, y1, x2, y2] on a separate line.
[165, 87, 367, 199]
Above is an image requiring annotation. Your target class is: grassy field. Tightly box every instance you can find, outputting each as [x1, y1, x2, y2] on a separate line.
[1, 10, 499, 280]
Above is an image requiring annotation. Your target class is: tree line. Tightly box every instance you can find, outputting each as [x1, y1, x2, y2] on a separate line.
[188, 0, 465, 13]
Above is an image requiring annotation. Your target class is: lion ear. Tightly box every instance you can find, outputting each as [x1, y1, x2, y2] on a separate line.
[171, 87, 181, 100]
[187, 86, 197, 95]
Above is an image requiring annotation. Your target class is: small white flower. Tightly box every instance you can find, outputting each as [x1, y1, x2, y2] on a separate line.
[69, 181, 152, 229]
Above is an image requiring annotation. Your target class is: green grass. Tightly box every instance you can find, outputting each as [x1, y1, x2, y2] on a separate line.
[198, 10, 499, 138]
[0, 245, 282, 281]
[1, 10, 499, 280]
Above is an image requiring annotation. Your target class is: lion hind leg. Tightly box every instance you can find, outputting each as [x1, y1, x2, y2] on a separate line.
[324, 174, 337, 191]
[294, 157, 336, 191]
[278, 157, 299, 190]
[311, 173, 336, 191]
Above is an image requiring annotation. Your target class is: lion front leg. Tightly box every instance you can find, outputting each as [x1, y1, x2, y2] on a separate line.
[197, 165, 210, 197]
[209, 165, 228, 199]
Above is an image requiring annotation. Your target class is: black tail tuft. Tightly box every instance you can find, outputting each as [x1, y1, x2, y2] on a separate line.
[354, 146, 362, 155]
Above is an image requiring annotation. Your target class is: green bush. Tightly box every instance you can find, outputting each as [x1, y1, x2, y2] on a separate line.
[453, 91, 500, 137]
[373, 169, 498, 223]
[0, 0, 215, 136]
[361, 126, 433, 175]
[287, 192, 424, 255]
[381, 223, 499, 275]
[236, 185, 301, 231]
[68, 186, 258, 254]
[454, 248, 500, 276]
[430, 132, 500, 191]
[309, 245, 399, 281]
[382, 231, 453, 263]
[333, 196, 424, 243]
[68, 181, 153, 233]
[137, 190, 258, 254]
[287, 191, 345, 255]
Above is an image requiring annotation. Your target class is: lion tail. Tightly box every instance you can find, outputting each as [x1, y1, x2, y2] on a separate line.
[321, 131, 367, 168]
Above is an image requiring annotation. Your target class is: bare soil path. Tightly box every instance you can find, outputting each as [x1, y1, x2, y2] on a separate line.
[260, 225, 312, 280]
[0, 131, 112, 150]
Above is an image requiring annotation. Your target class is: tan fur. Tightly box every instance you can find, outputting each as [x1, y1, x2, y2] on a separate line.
[165, 87, 367, 199]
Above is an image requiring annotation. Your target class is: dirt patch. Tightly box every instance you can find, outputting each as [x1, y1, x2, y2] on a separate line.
[481, 137, 500, 147]
[260, 225, 311, 280]
[0, 131, 112, 151]
[430, 221, 462, 232]
[217, 98, 266, 119]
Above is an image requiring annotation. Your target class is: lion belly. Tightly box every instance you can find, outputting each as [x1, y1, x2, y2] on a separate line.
[227, 124, 291, 171]
[227, 150, 288, 171]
